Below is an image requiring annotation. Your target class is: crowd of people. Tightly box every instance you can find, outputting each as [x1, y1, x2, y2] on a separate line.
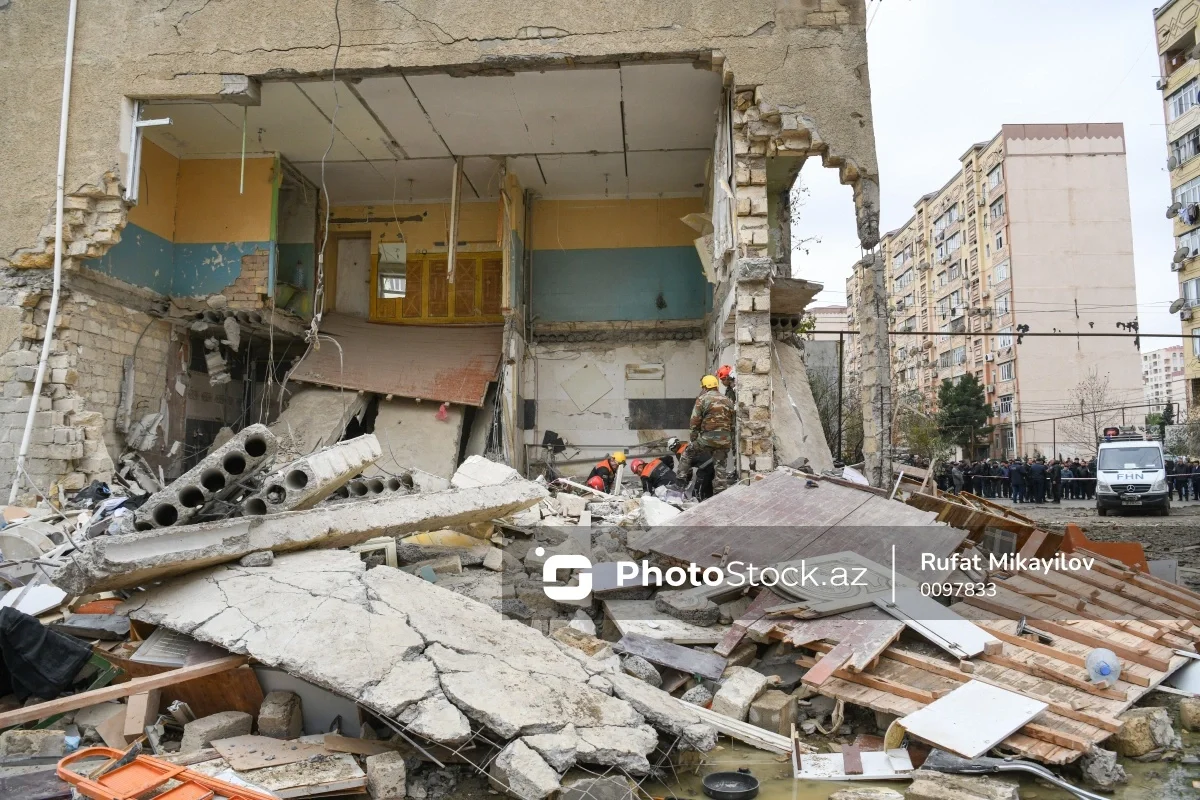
[933, 457, 1098, 504]
[1166, 457, 1200, 501]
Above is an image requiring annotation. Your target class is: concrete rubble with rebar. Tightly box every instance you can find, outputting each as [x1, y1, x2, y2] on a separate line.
[241, 434, 382, 515]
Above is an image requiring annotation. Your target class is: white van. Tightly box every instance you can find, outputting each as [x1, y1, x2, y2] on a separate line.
[1095, 434, 1169, 517]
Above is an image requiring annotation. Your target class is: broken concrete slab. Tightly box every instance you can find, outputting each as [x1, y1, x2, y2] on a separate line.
[122, 550, 706, 762]
[366, 751, 406, 799]
[620, 655, 661, 688]
[1079, 745, 1127, 791]
[640, 495, 681, 527]
[270, 387, 366, 461]
[133, 424, 277, 531]
[452, 455, 522, 489]
[523, 726, 578, 772]
[258, 691, 303, 740]
[575, 724, 657, 774]
[57, 479, 548, 594]
[490, 739, 561, 800]
[607, 672, 717, 751]
[1181, 696, 1200, 732]
[554, 493, 588, 519]
[711, 667, 769, 721]
[0, 729, 65, 757]
[559, 772, 636, 800]
[243, 434, 382, 515]
[239, 550, 274, 568]
[680, 685, 713, 708]
[904, 770, 1018, 800]
[1112, 707, 1181, 757]
[654, 590, 720, 626]
[180, 711, 253, 754]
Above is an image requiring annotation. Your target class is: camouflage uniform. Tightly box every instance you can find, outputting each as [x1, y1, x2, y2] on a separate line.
[690, 389, 734, 498]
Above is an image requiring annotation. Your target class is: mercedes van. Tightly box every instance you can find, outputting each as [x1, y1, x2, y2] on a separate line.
[1095, 435, 1169, 517]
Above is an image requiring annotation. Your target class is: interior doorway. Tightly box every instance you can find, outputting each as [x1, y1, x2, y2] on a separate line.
[335, 237, 371, 317]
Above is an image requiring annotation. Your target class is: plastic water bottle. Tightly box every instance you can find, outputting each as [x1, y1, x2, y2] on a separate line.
[1085, 648, 1121, 688]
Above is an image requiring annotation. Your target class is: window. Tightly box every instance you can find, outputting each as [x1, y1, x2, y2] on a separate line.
[906, 366, 917, 382]
[990, 197, 1005, 219]
[902, 316, 916, 332]
[997, 326, 1013, 348]
[995, 292, 1010, 316]
[1173, 127, 1200, 167]
[937, 271, 947, 287]
[1179, 228, 1200, 259]
[994, 231, 1005, 252]
[993, 260, 1010, 283]
[952, 346, 967, 365]
[894, 269, 913, 292]
[1185, 277, 1200, 304]
[938, 323, 950, 344]
[1168, 80, 1199, 122]
[947, 232, 962, 253]
[1194, 328, 1200, 358]
[998, 394, 1013, 415]
[988, 165, 1003, 188]
[998, 361, 1015, 381]
[1175, 176, 1200, 207]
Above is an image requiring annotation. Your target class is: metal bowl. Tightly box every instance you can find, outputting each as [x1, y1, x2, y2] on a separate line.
[701, 770, 760, 800]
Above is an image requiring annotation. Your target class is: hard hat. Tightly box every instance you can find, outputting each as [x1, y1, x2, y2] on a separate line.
[667, 436, 681, 450]
[701, 375, 719, 390]
[611, 451, 626, 464]
[717, 365, 733, 380]
[630, 459, 646, 474]
[586, 476, 605, 491]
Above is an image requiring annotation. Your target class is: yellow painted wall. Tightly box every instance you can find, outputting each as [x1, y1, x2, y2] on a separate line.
[128, 140, 179, 242]
[530, 198, 703, 250]
[174, 157, 276, 244]
[330, 201, 504, 254]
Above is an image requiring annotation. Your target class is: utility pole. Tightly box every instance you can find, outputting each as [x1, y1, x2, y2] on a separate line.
[836, 331, 844, 461]
[856, 253, 893, 488]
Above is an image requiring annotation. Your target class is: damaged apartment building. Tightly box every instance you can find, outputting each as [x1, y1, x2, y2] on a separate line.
[0, 0, 880, 499]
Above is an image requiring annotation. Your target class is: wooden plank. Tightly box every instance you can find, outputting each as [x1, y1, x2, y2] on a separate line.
[323, 734, 400, 757]
[685, 701, 815, 755]
[715, 590, 780, 657]
[1075, 551, 1200, 612]
[963, 594, 1173, 671]
[1020, 720, 1095, 752]
[796, 654, 943, 702]
[615, 633, 727, 680]
[898, 680, 1047, 759]
[123, 689, 161, 739]
[786, 608, 904, 671]
[977, 650, 1128, 701]
[213, 734, 331, 771]
[801, 642, 854, 687]
[103, 655, 265, 718]
[1018, 529, 1050, 557]
[0, 655, 247, 728]
[841, 743, 863, 775]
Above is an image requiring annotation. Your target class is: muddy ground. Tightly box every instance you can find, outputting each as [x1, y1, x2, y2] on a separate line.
[1013, 501, 1200, 582]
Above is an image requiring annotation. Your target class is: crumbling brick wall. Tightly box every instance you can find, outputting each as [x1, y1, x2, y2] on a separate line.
[222, 253, 270, 311]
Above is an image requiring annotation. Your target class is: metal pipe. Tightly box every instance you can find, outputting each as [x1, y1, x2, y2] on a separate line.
[10, 0, 80, 504]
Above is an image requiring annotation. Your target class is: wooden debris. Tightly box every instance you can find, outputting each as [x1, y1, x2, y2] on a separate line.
[614, 632, 727, 680]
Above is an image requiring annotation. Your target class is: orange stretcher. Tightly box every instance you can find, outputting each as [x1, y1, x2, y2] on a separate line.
[58, 746, 278, 800]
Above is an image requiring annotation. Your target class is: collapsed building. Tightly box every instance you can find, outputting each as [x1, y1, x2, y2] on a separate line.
[0, 0, 878, 501]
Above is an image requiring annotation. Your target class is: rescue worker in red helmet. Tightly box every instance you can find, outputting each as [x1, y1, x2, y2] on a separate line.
[586, 451, 626, 493]
[629, 457, 678, 494]
[716, 364, 736, 405]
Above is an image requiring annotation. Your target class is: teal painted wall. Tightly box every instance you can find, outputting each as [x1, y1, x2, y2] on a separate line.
[88, 223, 272, 297]
[92, 223, 174, 295]
[510, 230, 525, 311]
[531, 246, 709, 322]
[276, 243, 314, 290]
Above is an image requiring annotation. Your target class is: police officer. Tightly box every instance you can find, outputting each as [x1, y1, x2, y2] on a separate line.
[689, 375, 734, 500]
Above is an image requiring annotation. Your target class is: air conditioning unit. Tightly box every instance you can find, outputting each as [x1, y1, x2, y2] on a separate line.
[1158, 78, 1170, 91]
[1173, 261, 1185, 272]
[984, 353, 995, 362]
[986, 384, 996, 394]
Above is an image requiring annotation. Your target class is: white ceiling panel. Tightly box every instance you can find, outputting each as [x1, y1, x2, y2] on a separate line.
[620, 62, 722, 151]
[405, 68, 623, 156]
[462, 157, 504, 199]
[536, 153, 628, 198]
[295, 159, 460, 205]
[352, 76, 450, 159]
[295, 81, 396, 161]
[626, 150, 709, 196]
[143, 103, 258, 157]
[213, 83, 363, 162]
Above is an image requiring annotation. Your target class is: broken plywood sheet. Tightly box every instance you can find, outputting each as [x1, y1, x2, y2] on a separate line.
[614, 633, 727, 680]
[788, 607, 904, 674]
[364, 397, 462, 491]
[897, 680, 1047, 759]
[603, 600, 730, 645]
[646, 471, 961, 582]
[270, 386, 366, 460]
[874, 588, 1000, 660]
[560, 362, 613, 412]
[213, 734, 331, 771]
[195, 752, 366, 799]
[795, 749, 914, 781]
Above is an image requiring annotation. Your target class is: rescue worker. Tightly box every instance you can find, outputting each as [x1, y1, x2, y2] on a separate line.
[689, 375, 734, 500]
[629, 458, 678, 494]
[716, 364, 736, 404]
[586, 451, 625, 493]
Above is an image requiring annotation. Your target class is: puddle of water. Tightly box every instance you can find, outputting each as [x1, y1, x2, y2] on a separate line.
[643, 742, 1200, 800]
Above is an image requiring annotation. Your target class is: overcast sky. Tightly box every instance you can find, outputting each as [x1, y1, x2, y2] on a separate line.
[794, 0, 1180, 350]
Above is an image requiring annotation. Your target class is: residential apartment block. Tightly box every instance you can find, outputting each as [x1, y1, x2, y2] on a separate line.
[1155, 0, 1200, 411]
[1143, 345, 1188, 421]
[847, 125, 1142, 459]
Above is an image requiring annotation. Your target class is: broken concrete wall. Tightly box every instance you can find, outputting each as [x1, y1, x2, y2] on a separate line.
[53, 478, 548, 593]
[243, 433, 381, 515]
[0, 270, 175, 501]
[523, 337, 704, 475]
[364, 397, 463, 492]
[770, 338, 834, 471]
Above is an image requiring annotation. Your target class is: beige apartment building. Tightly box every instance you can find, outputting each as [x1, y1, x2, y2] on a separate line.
[1155, 0, 1200, 411]
[1143, 345, 1188, 421]
[847, 125, 1143, 459]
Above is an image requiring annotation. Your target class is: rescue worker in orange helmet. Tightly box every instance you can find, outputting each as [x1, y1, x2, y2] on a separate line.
[716, 364, 736, 405]
[629, 457, 678, 494]
[586, 451, 626, 493]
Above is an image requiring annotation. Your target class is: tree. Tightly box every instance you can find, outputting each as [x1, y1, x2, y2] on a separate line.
[1060, 368, 1121, 459]
[897, 395, 952, 462]
[1160, 402, 1176, 443]
[807, 353, 863, 465]
[936, 375, 993, 459]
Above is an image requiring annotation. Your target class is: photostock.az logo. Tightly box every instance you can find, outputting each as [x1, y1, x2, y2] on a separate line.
[538, 548, 592, 601]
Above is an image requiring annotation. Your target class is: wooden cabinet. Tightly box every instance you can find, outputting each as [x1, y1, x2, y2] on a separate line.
[370, 251, 504, 324]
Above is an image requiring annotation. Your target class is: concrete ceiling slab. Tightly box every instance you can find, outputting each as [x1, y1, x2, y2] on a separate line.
[295, 81, 396, 161]
[532, 152, 628, 198]
[406, 68, 623, 156]
[213, 82, 363, 162]
[143, 102, 256, 157]
[295, 159, 451, 205]
[626, 150, 709, 196]
[352, 76, 450, 159]
[619, 62, 722, 151]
